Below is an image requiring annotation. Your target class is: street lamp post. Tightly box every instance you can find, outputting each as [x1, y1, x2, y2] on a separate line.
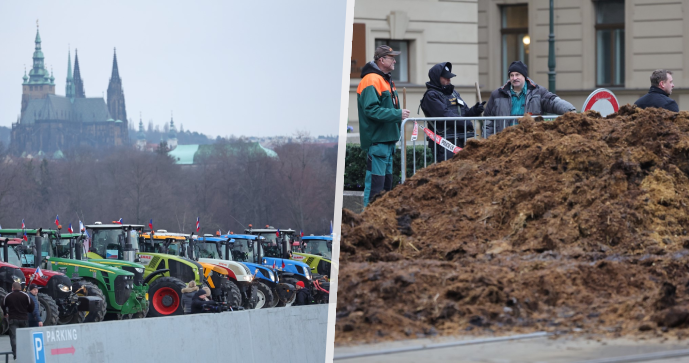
[548, 0, 556, 93]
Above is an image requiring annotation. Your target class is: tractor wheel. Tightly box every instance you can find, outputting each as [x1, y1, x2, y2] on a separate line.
[147, 277, 186, 317]
[58, 311, 85, 325]
[246, 284, 259, 309]
[72, 281, 107, 323]
[279, 278, 300, 307]
[255, 282, 274, 309]
[37, 293, 59, 326]
[0, 288, 7, 334]
[226, 281, 242, 308]
[268, 287, 281, 308]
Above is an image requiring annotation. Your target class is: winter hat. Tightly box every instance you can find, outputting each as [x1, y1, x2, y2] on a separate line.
[296, 281, 305, 288]
[194, 290, 207, 298]
[508, 61, 528, 79]
[187, 281, 196, 288]
[29, 284, 38, 291]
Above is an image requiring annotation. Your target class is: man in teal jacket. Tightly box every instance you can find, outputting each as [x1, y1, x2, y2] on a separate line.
[357, 45, 410, 206]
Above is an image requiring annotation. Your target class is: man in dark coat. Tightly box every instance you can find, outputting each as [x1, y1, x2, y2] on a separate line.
[419, 62, 485, 162]
[484, 61, 576, 137]
[634, 69, 678, 112]
[27, 284, 42, 327]
[293, 281, 311, 306]
[2, 282, 35, 359]
[191, 290, 215, 314]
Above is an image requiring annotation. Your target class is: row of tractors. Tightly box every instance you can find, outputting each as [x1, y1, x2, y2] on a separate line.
[0, 223, 332, 330]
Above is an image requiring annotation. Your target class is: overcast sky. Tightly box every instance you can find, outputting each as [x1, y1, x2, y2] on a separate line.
[0, 1, 347, 138]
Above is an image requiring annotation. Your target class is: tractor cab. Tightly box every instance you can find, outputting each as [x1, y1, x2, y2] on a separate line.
[299, 235, 333, 260]
[86, 223, 144, 263]
[244, 226, 298, 260]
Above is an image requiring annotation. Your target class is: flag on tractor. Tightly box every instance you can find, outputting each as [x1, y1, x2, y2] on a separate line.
[22, 231, 27, 242]
[115, 218, 123, 225]
[149, 219, 153, 230]
[300, 230, 304, 237]
[68, 224, 73, 233]
[276, 228, 280, 237]
[196, 217, 200, 232]
[55, 215, 59, 227]
[21, 219, 25, 229]
[35, 266, 44, 278]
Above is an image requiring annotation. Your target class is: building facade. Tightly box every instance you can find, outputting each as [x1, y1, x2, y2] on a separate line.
[349, 0, 688, 140]
[11, 27, 129, 156]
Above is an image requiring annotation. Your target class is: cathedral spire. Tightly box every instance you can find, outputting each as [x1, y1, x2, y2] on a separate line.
[107, 47, 127, 123]
[73, 48, 85, 98]
[28, 23, 51, 85]
[110, 47, 120, 81]
[65, 48, 75, 100]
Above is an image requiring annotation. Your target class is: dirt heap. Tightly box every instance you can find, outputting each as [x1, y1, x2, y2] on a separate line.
[336, 106, 689, 345]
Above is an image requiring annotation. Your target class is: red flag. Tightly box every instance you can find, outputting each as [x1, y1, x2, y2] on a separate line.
[148, 219, 153, 230]
[281, 261, 285, 269]
[68, 224, 73, 233]
[276, 228, 280, 237]
[272, 260, 276, 269]
[54, 215, 59, 226]
[22, 231, 27, 242]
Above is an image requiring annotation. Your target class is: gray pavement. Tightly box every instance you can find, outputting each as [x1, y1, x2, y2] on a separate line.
[334, 335, 689, 363]
[0, 335, 14, 362]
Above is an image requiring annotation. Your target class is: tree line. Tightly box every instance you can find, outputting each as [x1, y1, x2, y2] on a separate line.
[0, 134, 338, 236]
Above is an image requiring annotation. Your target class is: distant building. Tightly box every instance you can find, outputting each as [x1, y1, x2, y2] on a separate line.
[11, 26, 129, 156]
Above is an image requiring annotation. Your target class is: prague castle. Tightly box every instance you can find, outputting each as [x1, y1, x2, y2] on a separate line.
[11, 26, 129, 157]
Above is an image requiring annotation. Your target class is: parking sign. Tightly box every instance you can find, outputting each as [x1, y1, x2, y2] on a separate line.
[33, 331, 45, 363]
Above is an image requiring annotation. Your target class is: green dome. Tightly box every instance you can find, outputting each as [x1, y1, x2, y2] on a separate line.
[53, 150, 64, 159]
[107, 118, 115, 122]
[115, 119, 123, 123]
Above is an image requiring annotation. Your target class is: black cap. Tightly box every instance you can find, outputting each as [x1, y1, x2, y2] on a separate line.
[29, 284, 38, 290]
[440, 63, 456, 79]
[508, 61, 528, 79]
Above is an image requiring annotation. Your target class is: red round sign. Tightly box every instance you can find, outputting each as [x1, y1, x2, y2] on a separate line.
[582, 88, 619, 117]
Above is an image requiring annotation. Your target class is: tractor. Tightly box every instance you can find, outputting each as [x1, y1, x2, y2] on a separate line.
[86, 223, 190, 317]
[244, 226, 329, 304]
[0, 237, 27, 332]
[191, 234, 288, 309]
[0, 228, 139, 322]
[293, 235, 332, 279]
[139, 231, 243, 310]
[0, 236, 99, 328]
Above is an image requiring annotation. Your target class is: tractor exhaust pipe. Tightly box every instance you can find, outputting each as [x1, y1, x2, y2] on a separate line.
[34, 236, 43, 268]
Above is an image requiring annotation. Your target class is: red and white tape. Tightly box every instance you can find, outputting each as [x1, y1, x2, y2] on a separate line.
[421, 125, 462, 154]
[411, 121, 419, 141]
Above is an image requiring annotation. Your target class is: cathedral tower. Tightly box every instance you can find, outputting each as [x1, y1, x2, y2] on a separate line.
[21, 24, 55, 119]
[106, 48, 127, 124]
[73, 49, 85, 98]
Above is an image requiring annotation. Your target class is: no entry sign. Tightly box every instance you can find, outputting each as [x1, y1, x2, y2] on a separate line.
[582, 88, 619, 117]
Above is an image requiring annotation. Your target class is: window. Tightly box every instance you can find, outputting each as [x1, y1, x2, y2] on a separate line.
[595, 0, 625, 86]
[375, 39, 409, 82]
[501, 5, 529, 80]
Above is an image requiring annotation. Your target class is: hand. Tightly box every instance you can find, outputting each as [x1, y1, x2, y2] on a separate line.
[401, 109, 411, 120]
[473, 101, 486, 114]
[38, 322, 43, 327]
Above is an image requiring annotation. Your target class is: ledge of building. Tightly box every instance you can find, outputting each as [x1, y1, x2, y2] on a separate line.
[343, 190, 364, 214]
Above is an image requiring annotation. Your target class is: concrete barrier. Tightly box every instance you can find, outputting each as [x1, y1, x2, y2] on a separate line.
[17, 305, 328, 363]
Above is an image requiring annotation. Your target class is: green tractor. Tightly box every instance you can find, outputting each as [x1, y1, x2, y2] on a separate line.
[0, 228, 145, 321]
[85, 223, 213, 317]
[293, 235, 332, 279]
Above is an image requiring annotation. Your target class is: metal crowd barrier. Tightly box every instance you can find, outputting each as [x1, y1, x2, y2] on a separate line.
[399, 115, 559, 183]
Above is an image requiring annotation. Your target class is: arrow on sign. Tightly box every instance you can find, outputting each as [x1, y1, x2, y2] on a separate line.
[51, 346, 75, 355]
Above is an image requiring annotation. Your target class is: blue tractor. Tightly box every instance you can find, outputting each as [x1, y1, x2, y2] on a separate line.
[193, 235, 297, 308]
[241, 227, 318, 304]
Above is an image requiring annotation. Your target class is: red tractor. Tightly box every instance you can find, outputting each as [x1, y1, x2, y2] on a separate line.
[0, 237, 95, 327]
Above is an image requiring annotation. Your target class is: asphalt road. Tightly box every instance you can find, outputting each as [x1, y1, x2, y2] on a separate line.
[334, 334, 689, 363]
